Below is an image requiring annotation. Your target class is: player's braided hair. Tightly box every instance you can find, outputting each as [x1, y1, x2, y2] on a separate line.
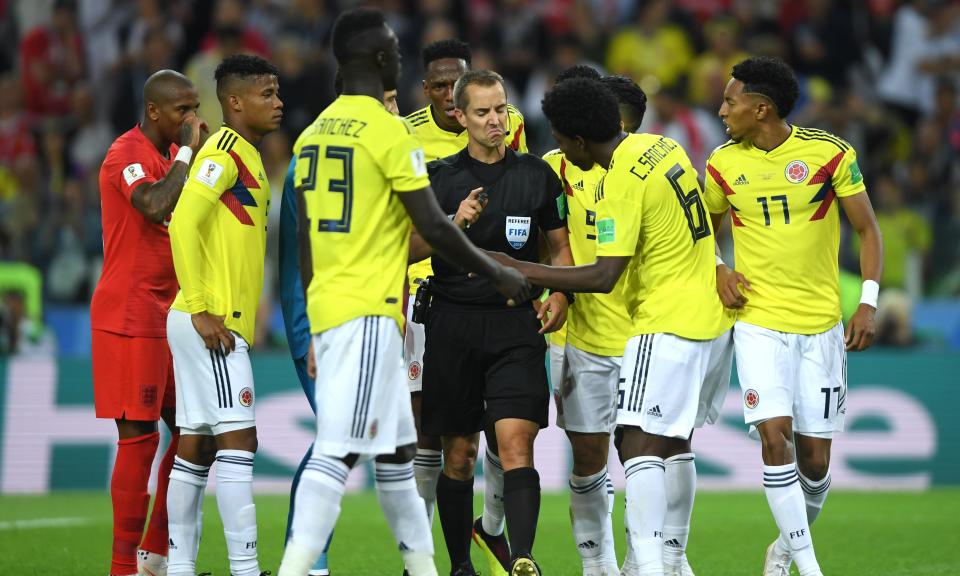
[601, 75, 647, 126]
[541, 77, 620, 142]
[555, 64, 601, 84]
[732, 56, 800, 118]
[422, 39, 472, 69]
[331, 7, 386, 63]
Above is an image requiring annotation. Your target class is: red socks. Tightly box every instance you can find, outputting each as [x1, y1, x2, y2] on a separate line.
[111, 432, 159, 575]
[140, 432, 180, 555]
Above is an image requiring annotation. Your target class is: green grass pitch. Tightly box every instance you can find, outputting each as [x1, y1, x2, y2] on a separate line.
[1, 490, 958, 575]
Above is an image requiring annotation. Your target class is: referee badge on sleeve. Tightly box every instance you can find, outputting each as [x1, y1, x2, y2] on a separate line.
[506, 216, 531, 249]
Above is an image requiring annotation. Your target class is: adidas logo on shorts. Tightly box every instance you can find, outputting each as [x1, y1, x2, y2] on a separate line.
[646, 405, 662, 418]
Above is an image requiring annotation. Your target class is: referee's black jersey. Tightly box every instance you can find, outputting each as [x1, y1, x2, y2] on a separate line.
[427, 147, 566, 307]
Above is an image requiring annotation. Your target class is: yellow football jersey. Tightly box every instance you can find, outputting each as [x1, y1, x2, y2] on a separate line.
[404, 103, 529, 293]
[596, 133, 734, 340]
[170, 126, 270, 345]
[294, 95, 429, 334]
[543, 149, 631, 356]
[704, 126, 867, 334]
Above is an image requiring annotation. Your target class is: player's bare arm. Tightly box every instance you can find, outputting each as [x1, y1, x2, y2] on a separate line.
[711, 211, 752, 309]
[399, 185, 531, 304]
[131, 113, 207, 223]
[840, 192, 884, 351]
[408, 186, 488, 263]
[537, 226, 573, 334]
[489, 252, 630, 295]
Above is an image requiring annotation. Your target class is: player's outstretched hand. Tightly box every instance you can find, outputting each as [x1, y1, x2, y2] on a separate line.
[716, 264, 752, 309]
[492, 265, 532, 307]
[191, 311, 236, 354]
[454, 187, 488, 229]
[845, 303, 877, 351]
[537, 291, 569, 334]
[179, 112, 203, 151]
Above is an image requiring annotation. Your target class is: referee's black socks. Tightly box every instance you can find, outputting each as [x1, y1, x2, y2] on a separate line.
[437, 472, 475, 571]
[503, 467, 541, 559]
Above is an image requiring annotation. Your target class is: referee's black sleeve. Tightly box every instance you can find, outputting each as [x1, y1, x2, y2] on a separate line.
[538, 166, 567, 231]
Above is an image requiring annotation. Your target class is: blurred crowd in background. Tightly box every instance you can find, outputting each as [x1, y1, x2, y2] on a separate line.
[0, 0, 959, 353]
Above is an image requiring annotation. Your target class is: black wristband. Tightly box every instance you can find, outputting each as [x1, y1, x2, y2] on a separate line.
[559, 291, 575, 305]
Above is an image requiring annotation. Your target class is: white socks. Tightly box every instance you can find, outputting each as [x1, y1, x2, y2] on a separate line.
[279, 455, 349, 576]
[763, 463, 820, 575]
[413, 448, 442, 527]
[663, 453, 696, 569]
[375, 462, 437, 575]
[167, 457, 209, 576]
[482, 447, 506, 536]
[215, 450, 260, 576]
[624, 456, 666, 576]
[569, 468, 617, 571]
[774, 469, 832, 559]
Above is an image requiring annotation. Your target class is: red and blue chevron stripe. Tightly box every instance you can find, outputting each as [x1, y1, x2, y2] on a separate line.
[220, 150, 260, 226]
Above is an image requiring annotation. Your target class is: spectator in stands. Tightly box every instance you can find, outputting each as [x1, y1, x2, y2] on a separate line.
[186, 25, 245, 129]
[854, 173, 932, 346]
[68, 84, 114, 178]
[273, 35, 335, 136]
[18, 0, 85, 117]
[788, 0, 861, 89]
[606, 0, 694, 89]
[484, 0, 552, 95]
[639, 79, 725, 175]
[688, 15, 750, 109]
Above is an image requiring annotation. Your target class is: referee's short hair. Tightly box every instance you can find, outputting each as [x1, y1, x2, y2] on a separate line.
[542, 77, 620, 142]
[453, 69, 506, 111]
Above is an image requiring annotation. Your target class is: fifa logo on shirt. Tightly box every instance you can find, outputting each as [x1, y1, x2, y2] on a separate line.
[505, 216, 531, 249]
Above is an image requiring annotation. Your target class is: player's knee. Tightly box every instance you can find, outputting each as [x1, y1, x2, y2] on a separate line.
[759, 428, 794, 465]
[498, 434, 536, 469]
[797, 452, 829, 480]
[569, 434, 609, 476]
[116, 418, 158, 439]
[443, 441, 478, 478]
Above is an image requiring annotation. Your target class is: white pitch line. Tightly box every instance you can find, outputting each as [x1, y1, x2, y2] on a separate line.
[0, 517, 92, 530]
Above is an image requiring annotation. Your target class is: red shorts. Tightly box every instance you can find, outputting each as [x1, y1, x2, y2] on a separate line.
[92, 329, 175, 420]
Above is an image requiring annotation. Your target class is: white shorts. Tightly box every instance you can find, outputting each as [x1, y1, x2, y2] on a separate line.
[734, 320, 846, 437]
[616, 331, 731, 439]
[167, 309, 256, 430]
[556, 344, 621, 434]
[180, 421, 254, 436]
[548, 342, 565, 396]
[312, 316, 417, 458]
[694, 329, 734, 428]
[404, 299, 425, 393]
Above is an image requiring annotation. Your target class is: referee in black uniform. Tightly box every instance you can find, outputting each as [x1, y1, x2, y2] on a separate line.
[410, 70, 572, 576]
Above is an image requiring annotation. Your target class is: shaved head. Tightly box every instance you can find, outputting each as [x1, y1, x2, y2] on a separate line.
[143, 69, 195, 106]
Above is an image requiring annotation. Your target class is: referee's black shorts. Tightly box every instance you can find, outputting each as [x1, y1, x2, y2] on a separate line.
[421, 302, 549, 436]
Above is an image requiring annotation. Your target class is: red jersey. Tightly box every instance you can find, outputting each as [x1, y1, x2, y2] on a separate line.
[91, 125, 179, 337]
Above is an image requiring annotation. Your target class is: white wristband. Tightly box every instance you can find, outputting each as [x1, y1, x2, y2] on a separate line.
[716, 254, 725, 267]
[859, 279, 879, 308]
[174, 146, 193, 166]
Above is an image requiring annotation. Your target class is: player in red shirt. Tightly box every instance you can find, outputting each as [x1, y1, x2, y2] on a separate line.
[91, 69, 205, 576]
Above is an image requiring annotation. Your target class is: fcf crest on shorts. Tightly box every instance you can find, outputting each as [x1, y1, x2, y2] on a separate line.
[744, 389, 759, 409]
[784, 160, 809, 184]
[505, 216, 531, 249]
[408, 361, 422, 380]
[239, 387, 254, 407]
[369, 419, 379, 439]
